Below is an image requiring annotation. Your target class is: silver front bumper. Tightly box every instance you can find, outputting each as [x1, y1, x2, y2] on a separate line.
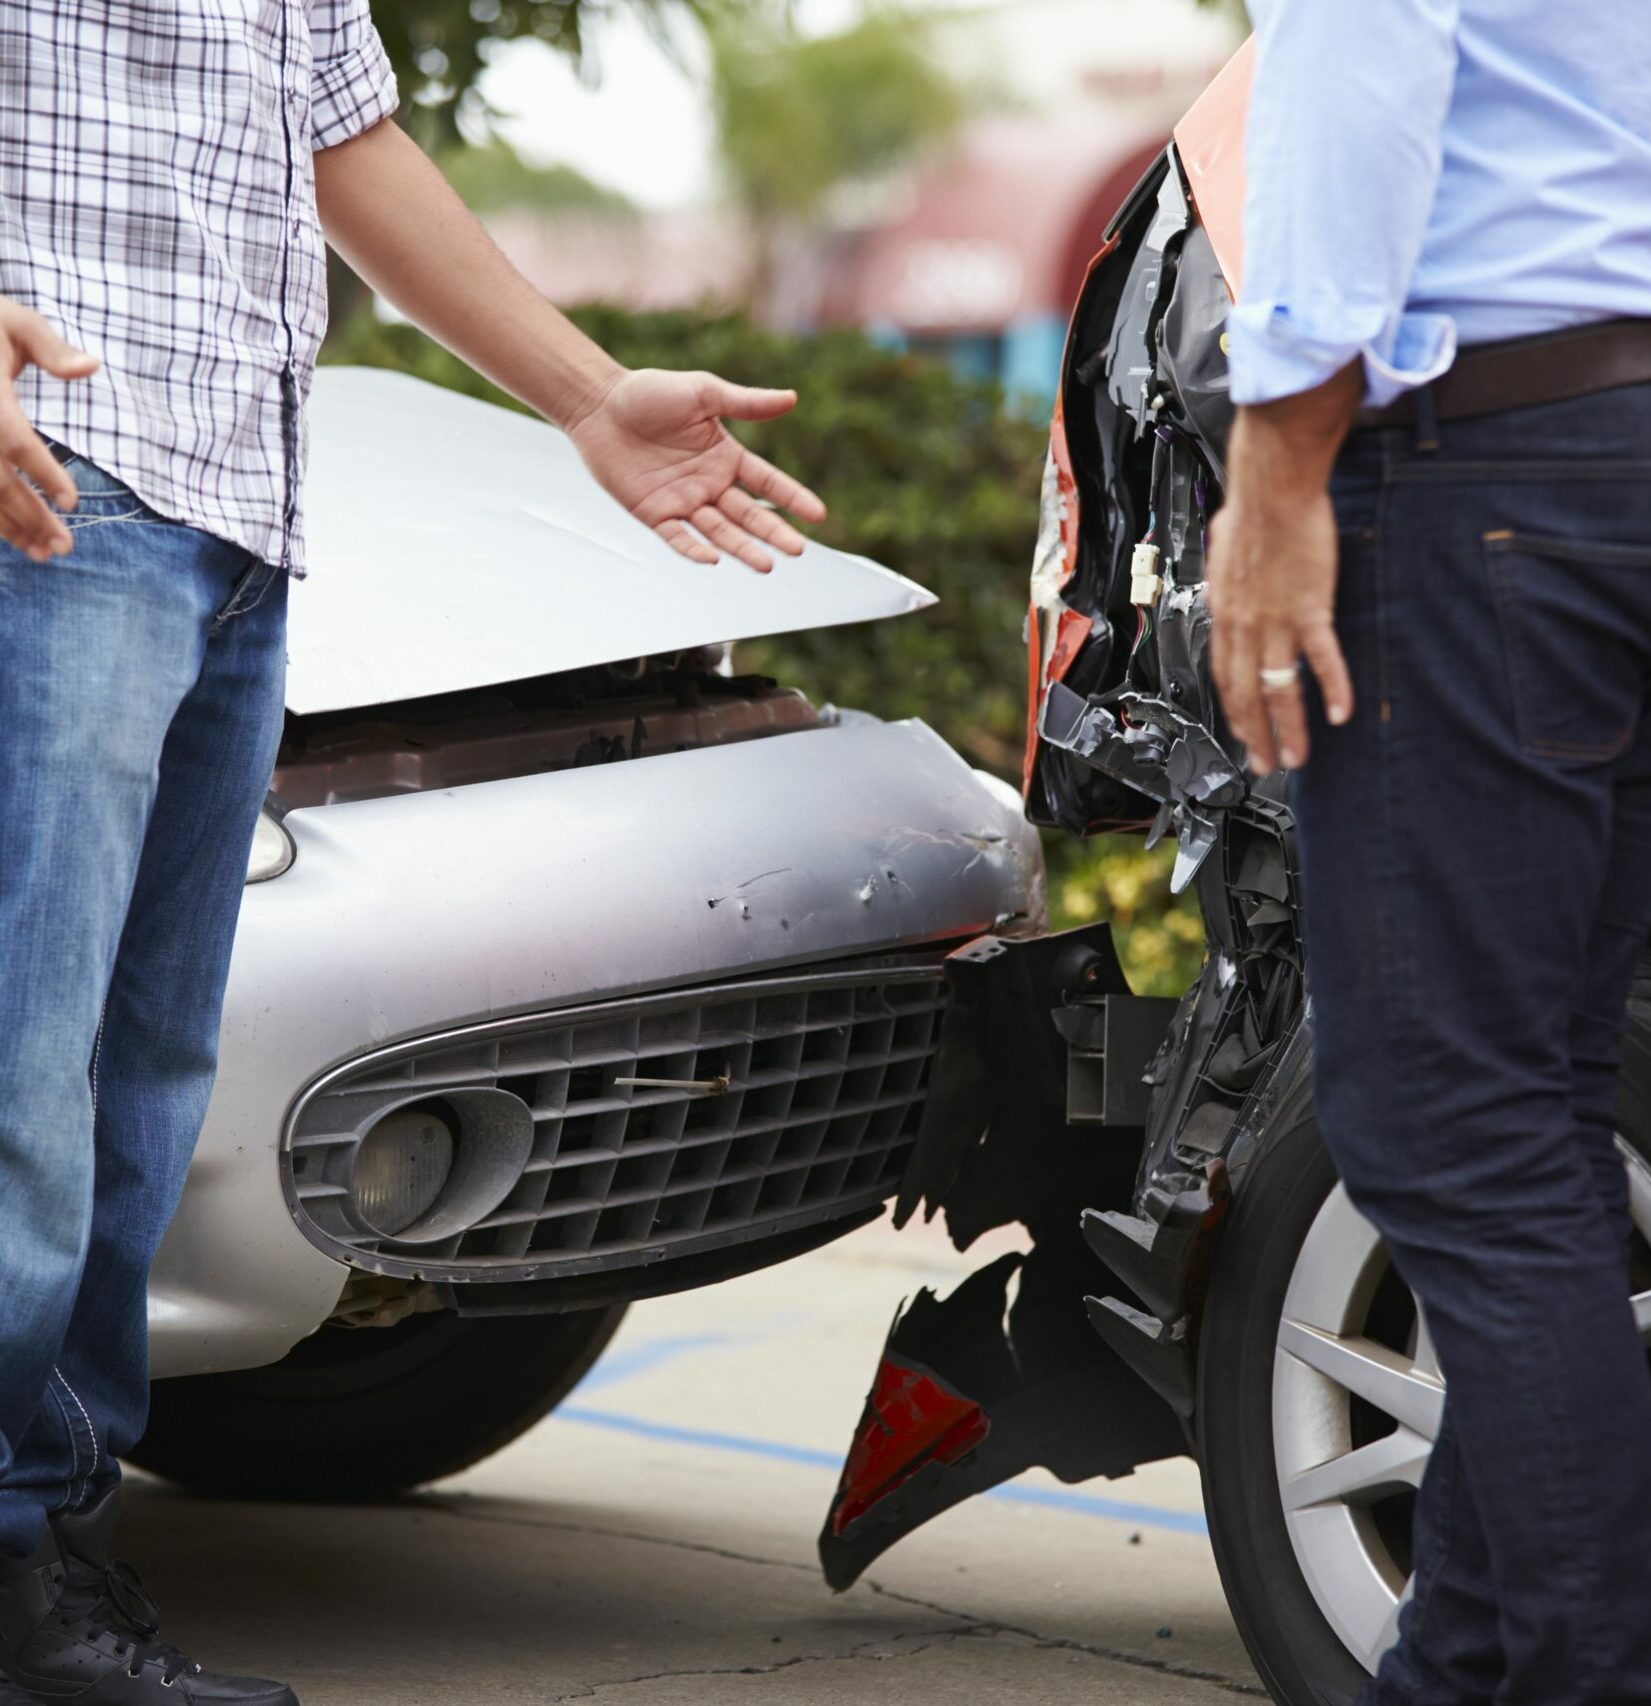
[149, 716, 1044, 1378]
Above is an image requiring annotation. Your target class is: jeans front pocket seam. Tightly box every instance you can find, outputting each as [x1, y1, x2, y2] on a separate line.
[1483, 532, 1639, 765]
[211, 558, 277, 631]
[63, 506, 159, 532]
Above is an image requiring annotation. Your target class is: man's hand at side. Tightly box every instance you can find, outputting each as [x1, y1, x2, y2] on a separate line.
[0, 299, 98, 561]
[1207, 361, 1361, 774]
[314, 121, 826, 574]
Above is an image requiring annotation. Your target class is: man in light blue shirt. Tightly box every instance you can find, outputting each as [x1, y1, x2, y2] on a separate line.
[1205, 3, 1651, 1701]
[1230, 3, 1651, 417]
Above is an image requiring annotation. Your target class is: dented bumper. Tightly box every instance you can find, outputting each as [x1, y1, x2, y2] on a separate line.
[151, 716, 1045, 1378]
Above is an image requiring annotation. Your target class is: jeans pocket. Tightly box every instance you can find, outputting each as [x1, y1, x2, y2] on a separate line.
[46, 441, 139, 503]
[1483, 530, 1651, 764]
[211, 557, 278, 629]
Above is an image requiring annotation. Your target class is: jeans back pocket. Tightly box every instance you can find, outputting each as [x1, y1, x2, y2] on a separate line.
[1483, 530, 1651, 765]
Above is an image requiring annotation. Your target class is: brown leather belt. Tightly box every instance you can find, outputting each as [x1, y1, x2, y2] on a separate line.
[1353, 317, 1651, 432]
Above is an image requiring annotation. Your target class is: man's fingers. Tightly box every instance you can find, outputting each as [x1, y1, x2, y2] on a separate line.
[1, 417, 79, 515]
[0, 387, 79, 511]
[1218, 619, 1277, 776]
[691, 504, 773, 575]
[719, 487, 807, 557]
[1261, 654, 1311, 772]
[700, 374, 799, 425]
[656, 519, 718, 566]
[0, 465, 69, 561]
[738, 449, 828, 525]
[1302, 620, 1355, 728]
[9, 312, 99, 382]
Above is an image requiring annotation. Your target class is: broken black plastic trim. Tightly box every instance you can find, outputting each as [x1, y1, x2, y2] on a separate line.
[894, 925, 1169, 1250]
[819, 1225, 1185, 1590]
[817, 928, 1187, 1588]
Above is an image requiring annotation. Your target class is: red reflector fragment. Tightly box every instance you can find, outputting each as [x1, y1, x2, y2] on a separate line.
[830, 1356, 989, 1535]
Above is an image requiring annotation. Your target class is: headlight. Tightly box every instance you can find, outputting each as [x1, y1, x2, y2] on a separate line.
[247, 801, 296, 884]
[350, 1104, 458, 1238]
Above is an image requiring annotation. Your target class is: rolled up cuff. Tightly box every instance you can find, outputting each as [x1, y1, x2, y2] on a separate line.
[1227, 299, 1458, 409]
[311, 30, 400, 152]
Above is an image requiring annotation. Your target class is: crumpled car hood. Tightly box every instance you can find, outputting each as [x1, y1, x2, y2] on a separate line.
[288, 367, 936, 715]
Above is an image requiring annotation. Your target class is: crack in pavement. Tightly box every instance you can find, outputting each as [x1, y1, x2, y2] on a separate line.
[547, 1631, 956, 1701]
[861, 1579, 1266, 1699]
[422, 1496, 1265, 1698]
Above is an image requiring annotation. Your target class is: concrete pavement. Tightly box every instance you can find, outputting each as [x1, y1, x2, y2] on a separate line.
[124, 1215, 1265, 1703]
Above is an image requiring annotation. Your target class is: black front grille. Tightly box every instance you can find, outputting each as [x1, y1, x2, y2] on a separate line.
[283, 967, 947, 1283]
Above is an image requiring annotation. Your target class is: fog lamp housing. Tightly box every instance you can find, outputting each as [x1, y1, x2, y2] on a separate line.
[350, 1105, 457, 1238]
[344, 1089, 535, 1247]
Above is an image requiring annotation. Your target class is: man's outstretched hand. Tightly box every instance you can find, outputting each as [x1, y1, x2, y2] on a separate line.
[567, 368, 828, 575]
[0, 298, 98, 561]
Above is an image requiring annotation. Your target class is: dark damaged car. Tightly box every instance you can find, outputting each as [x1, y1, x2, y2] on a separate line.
[817, 44, 1651, 1706]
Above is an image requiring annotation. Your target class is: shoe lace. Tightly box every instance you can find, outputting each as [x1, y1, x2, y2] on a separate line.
[58, 1558, 198, 1686]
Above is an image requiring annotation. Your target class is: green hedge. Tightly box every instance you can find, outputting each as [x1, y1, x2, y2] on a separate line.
[323, 308, 1205, 994]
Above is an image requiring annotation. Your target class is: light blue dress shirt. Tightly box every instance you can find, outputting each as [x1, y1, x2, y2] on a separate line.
[1227, 0, 1651, 409]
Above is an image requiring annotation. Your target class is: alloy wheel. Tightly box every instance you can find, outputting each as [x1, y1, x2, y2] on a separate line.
[1271, 1144, 1651, 1674]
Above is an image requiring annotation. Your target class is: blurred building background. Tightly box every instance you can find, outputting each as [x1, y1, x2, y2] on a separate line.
[460, 0, 1238, 406]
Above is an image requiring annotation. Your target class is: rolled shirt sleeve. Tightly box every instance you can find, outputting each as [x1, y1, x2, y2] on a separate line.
[1228, 0, 1462, 408]
[309, 0, 400, 152]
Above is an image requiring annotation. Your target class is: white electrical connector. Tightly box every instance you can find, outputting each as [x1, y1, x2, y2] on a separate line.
[1131, 541, 1163, 607]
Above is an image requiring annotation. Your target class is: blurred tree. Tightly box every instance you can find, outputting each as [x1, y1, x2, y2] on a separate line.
[708, 11, 967, 298]
[323, 305, 1206, 994]
[372, 0, 765, 148]
[435, 139, 639, 217]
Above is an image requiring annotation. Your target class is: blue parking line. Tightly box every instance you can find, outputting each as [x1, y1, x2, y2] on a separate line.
[577, 1332, 732, 1391]
[554, 1403, 1210, 1538]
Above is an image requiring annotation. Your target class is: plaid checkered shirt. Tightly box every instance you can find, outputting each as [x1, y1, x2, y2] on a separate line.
[0, 2, 399, 573]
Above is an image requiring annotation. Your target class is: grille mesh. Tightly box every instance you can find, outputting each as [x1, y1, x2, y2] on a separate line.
[284, 968, 946, 1281]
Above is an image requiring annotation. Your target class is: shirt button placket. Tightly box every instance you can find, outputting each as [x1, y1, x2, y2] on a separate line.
[274, 1, 302, 571]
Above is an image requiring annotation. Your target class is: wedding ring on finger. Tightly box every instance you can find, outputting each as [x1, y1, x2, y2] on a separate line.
[1259, 665, 1301, 692]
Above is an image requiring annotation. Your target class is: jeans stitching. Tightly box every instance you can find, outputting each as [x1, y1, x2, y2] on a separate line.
[1486, 530, 1651, 570]
[51, 1368, 98, 1502]
[211, 560, 275, 632]
[64, 508, 160, 532]
[90, 1001, 106, 1123]
[47, 1378, 79, 1491]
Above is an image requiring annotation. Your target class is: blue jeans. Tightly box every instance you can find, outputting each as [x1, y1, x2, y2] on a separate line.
[0, 448, 287, 1558]
[1294, 382, 1651, 1704]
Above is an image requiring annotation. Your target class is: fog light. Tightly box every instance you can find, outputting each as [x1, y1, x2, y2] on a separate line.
[351, 1104, 456, 1238]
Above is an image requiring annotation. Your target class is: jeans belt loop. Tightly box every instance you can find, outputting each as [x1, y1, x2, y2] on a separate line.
[1414, 383, 1441, 455]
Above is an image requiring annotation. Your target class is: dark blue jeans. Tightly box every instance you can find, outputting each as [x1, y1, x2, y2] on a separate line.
[0, 449, 287, 1558]
[1293, 382, 1651, 1704]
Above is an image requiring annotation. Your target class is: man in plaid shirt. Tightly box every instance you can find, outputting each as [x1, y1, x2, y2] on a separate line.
[0, 6, 825, 1701]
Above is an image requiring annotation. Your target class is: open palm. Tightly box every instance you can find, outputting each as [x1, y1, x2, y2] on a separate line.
[568, 368, 827, 574]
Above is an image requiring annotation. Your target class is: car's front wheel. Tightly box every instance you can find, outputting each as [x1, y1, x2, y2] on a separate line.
[130, 1304, 627, 1501]
[1197, 1093, 1651, 1705]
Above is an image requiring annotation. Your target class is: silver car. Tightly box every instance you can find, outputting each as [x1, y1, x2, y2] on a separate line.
[128, 367, 1044, 1501]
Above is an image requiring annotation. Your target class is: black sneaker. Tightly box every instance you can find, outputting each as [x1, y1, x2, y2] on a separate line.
[0, 1681, 34, 1703]
[0, 1485, 297, 1703]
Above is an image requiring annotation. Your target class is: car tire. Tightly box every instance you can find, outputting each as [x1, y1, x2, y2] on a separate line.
[1196, 1053, 1651, 1706]
[1196, 1093, 1394, 1706]
[129, 1304, 627, 1501]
